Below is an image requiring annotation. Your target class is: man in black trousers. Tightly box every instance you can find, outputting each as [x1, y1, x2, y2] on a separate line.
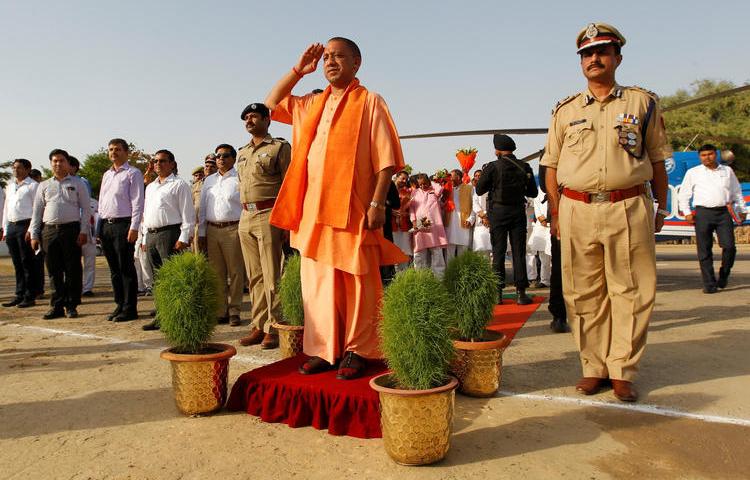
[476, 134, 538, 305]
[538, 163, 570, 333]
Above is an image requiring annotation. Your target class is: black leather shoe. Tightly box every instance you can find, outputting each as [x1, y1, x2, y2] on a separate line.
[148, 309, 157, 317]
[336, 352, 367, 380]
[82, 291, 95, 297]
[142, 320, 160, 331]
[2, 298, 23, 307]
[43, 308, 65, 320]
[17, 299, 36, 308]
[550, 317, 570, 333]
[517, 289, 533, 305]
[107, 307, 123, 321]
[217, 316, 229, 324]
[717, 276, 728, 289]
[66, 308, 79, 318]
[113, 312, 138, 322]
[703, 286, 717, 294]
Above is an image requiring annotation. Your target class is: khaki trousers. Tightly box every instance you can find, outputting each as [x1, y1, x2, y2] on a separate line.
[238, 209, 283, 333]
[300, 247, 382, 364]
[559, 194, 656, 382]
[206, 223, 244, 317]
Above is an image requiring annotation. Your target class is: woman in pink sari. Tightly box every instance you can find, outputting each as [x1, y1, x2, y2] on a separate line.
[409, 173, 448, 277]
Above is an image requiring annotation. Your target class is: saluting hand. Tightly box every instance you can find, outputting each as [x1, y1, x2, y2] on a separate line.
[295, 43, 324, 76]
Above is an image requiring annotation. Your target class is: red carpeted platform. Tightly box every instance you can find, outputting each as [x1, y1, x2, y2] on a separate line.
[227, 295, 544, 438]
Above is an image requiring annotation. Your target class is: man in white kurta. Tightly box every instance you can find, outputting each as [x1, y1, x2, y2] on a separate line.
[444, 169, 474, 264]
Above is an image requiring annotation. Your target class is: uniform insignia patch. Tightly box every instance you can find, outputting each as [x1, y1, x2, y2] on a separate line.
[585, 23, 598, 39]
[569, 119, 586, 126]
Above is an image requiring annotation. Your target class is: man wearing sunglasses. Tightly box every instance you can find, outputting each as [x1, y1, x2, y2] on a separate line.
[235, 103, 291, 350]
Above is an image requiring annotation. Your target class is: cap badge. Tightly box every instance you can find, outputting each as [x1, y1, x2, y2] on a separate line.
[585, 23, 598, 39]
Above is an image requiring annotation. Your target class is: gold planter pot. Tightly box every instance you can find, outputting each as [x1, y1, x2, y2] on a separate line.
[272, 322, 304, 359]
[370, 373, 458, 466]
[451, 331, 508, 397]
[160, 343, 237, 416]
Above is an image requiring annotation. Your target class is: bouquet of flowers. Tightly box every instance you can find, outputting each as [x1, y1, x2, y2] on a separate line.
[409, 217, 432, 233]
[456, 147, 478, 184]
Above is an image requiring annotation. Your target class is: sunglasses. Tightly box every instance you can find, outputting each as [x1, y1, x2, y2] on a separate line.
[215, 153, 233, 159]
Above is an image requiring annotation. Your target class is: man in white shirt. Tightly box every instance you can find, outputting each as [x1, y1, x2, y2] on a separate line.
[444, 169, 475, 264]
[2, 158, 40, 308]
[141, 149, 195, 330]
[527, 190, 552, 287]
[678, 144, 747, 293]
[198, 144, 244, 327]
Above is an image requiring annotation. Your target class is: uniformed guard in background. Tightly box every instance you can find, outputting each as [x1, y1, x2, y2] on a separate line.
[475, 134, 538, 305]
[190, 165, 204, 253]
[542, 23, 671, 402]
[236, 102, 291, 350]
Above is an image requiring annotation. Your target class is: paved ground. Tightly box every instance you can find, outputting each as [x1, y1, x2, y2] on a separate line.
[1, 245, 748, 479]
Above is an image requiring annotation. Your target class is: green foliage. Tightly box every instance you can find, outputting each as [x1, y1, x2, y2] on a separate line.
[443, 250, 498, 341]
[0, 161, 11, 189]
[401, 164, 413, 175]
[662, 79, 750, 181]
[279, 254, 304, 326]
[154, 252, 221, 353]
[380, 268, 455, 390]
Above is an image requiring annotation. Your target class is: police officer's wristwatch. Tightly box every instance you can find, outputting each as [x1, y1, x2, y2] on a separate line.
[369, 201, 386, 210]
[656, 208, 670, 217]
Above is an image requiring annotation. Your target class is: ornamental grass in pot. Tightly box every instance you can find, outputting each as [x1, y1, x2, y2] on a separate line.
[156, 252, 236, 415]
[272, 254, 305, 359]
[369, 268, 458, 466]
[444, 250, 508, 397]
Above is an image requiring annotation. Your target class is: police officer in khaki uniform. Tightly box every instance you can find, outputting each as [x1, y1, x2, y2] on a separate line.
[542, 23, 671, 402]
[236, 103, 291, 349]
[190, 165, 204, 253]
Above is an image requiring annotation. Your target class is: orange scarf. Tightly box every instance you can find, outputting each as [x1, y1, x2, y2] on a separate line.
[270, 79, 367, 231]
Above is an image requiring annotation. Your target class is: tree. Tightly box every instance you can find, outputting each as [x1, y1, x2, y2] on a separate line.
[662, 79, 750, 181]
[79, 143, 151, 198]
[0, 160, 12, 189]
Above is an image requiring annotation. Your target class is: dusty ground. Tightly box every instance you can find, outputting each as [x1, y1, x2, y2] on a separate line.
[1, 245, 748, 479]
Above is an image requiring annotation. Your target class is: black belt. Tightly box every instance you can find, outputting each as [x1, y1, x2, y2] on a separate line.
[8, 219, 31, 225]
[147, 223, 181, 234]
[696, 206, 726, 211]
[43, 222, 79, 230]
[207, 220, 240, 228]
[102, 217, 131, 224]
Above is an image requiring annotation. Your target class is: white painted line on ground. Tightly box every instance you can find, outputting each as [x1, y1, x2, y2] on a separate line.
[4, 322, 749, 427]
[498, 390, 750, 427]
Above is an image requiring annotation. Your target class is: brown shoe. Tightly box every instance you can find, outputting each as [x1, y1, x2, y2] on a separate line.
[260, 333, 279, 350]
[575, 377, 607, 395]
[298, 356, 335, 375]
[229, 315, 242, 327]
[239, 328, 264, 346]
[336, 351, 367, 380]
[611, 379, 638, 402]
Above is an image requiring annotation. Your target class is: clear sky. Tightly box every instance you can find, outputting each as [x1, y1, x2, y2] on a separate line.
[1, 0, 748, 185]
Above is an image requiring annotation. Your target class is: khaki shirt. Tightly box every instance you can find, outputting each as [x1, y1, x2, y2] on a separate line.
[191, 179, 203, 218]
[541, 85, 671, 192]
[236, 135, 291, 203]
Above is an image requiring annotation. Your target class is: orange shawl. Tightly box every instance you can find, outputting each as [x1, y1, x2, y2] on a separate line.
[270, 79, 367, 231]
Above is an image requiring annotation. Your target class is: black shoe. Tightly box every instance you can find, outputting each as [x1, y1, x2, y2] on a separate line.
[148, 309, 157, 317]
[17, 299, 36, 308]
[717, 277, 728, 289]
[43, 308, 65, 320]
[517, 289, 533, 305]
[536, 282, 548, 289]
[66, 308, 79, 318]
[35, 291, 45, 300]
[550, 317, 570, 333]
[703, 286, 718, 294]
[82, 291, 95, 297]
[107, 308, 123, 321]
[113, 312, 138, 322]
[2, 298, 23, 307]
[217, 316, 229, 324]
[142, 320, 160, 331]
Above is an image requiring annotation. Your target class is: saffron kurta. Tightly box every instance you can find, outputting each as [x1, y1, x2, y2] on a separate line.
[270, 79, 406, 363]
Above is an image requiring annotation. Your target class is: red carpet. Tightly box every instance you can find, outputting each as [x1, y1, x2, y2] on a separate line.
[227, 295, 544, 439]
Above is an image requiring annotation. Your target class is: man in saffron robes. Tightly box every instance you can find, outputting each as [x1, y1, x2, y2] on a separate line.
[265, 37, 407, 380]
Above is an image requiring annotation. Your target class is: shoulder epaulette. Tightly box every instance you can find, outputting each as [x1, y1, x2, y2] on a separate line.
[551, 93, 581, 115]
[238, 143, 252, 151]
[627, 85, 660, 101]
[274, 137, 288, 143]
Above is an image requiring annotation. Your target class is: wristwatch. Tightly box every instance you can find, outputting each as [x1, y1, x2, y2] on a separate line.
[656, 208, 670, 217]
[369, 201, 386, 210]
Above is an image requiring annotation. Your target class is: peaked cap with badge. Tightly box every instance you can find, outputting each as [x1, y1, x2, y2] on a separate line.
[241, 102, 271, 120]
[576, 22, 626, 53]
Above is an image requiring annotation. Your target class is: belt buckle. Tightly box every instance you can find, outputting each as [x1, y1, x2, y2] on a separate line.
[246, 203, 257, 212]
[590, 192, 610, 203]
